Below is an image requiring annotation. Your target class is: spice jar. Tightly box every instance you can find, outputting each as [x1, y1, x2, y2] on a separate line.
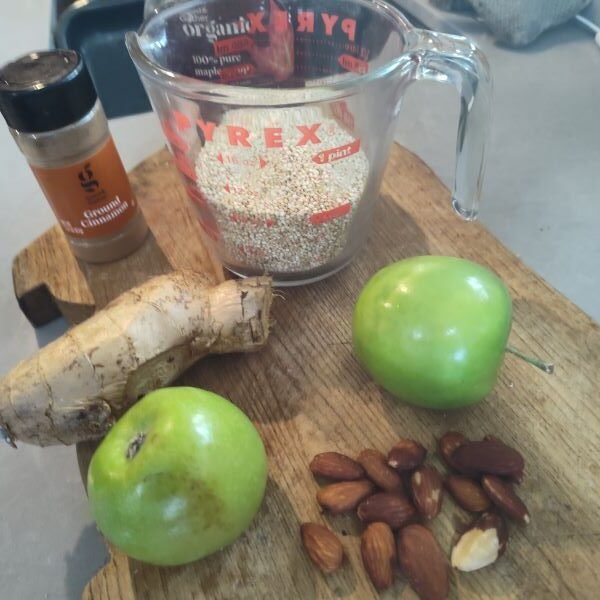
[0, 50, 148, 263]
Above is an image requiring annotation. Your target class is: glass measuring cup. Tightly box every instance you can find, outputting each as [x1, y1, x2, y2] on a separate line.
[127, 0, 491, 285]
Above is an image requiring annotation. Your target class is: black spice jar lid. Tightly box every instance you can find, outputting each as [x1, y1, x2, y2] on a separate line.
[0, 49, 97, 133]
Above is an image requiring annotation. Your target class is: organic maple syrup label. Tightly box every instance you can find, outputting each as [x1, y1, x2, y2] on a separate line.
[162, 0, 376, 85]
[30, 137, 138, 239]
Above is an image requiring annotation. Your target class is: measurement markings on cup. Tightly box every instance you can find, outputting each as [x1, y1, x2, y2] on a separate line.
[312, 139, 361, 164]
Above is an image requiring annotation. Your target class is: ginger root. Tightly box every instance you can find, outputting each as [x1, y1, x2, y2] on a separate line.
[0, 271, 272, 447]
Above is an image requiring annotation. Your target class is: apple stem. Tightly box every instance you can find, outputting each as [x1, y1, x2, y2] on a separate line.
[127, 432, 146, 459]
[505, 345, 554, 374]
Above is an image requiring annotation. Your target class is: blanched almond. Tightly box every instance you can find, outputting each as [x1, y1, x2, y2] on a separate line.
[451, 512, 508, 572]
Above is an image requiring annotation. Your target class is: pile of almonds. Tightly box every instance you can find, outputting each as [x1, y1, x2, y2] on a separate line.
[301, 432, 530, 598]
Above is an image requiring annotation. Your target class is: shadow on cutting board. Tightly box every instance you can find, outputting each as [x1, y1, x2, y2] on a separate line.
[64, 523, 110, 600]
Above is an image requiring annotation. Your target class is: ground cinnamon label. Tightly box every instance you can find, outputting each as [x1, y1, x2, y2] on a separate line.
[30, 137, 138, 239]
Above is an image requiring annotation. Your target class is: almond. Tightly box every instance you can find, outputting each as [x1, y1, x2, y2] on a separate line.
[310, 452, 365, 481]
[300, 523, 344, 574]
[445, 475, 491, 513]
[481, 475, 530, 524]
[357, 449, 404, 493]
[398, 524, 450, 600]
[438, 431, 468, 471]
[410, 466, 444, 520]
[357, 492, 417, 529]
[483, 435, 524, 483]
[387, 439, 427, 472]
[316, 479, 375, 514]
[361, 522, 396, 590]
[451, 440, 525, 478]
[451, 512, 508, 572]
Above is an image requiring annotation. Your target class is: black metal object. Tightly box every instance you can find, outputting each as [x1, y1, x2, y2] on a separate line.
[52, 0, 151, 119]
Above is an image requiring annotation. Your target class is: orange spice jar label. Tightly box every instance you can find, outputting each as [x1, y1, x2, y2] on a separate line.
[30, 137, 138, 239]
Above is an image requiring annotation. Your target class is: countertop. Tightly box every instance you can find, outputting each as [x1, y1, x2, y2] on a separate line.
[0, 1, 598, 598]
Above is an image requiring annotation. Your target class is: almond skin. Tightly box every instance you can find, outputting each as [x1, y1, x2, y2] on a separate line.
[357, 492, 417, 529]
[445, 475, 491, 513]
[481, 475, 530, 524]
[301, 523, 344, 574]
[361, 522, 396, 590]
[398, 524, 450, 600]
[451, 440, 525, 478]
[316, 479, 375, 514]
[310, 452, 366, 481]
[451, 512, 508, 572]
[357, 449, 404, 493]
[483, 435, 525, 483]
[387, 439, 427, 472]
[438, 431, 468, 471]
[410, 466, 444, 520]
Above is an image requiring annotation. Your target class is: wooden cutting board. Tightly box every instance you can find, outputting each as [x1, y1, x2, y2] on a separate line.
[12, 145, 600, 599]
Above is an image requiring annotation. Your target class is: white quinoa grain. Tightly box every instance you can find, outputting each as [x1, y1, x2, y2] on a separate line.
[194, 106, 369, 273]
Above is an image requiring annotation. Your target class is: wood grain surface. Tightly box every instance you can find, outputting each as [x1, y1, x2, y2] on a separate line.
[13, 145, 600, 599]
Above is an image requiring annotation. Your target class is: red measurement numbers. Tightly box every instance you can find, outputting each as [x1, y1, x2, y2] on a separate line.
[312, 139, 361, 164]
[310, 202, 352, 225]
[217, 153, 268, 168]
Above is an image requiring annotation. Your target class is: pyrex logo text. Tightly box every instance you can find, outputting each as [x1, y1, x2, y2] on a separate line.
[295, 10, 356, 42]
[181, 10, 357, 43]
[197, 119, 322, 148]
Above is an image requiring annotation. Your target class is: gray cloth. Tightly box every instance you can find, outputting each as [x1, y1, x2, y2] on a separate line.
[431, 0, 591, 45]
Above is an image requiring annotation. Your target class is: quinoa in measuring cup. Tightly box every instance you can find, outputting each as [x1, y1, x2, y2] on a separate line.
[194, 106, 370, 274]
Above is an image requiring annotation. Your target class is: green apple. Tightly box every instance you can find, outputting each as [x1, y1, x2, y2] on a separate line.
[352, 256, 512, 409]
[87, 387, 268, 566]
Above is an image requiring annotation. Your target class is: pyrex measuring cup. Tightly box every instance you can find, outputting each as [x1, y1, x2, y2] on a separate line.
[127, 0, 491, 285]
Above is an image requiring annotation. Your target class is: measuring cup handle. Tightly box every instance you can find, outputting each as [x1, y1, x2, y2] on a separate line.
[410, 29, 492, 220]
